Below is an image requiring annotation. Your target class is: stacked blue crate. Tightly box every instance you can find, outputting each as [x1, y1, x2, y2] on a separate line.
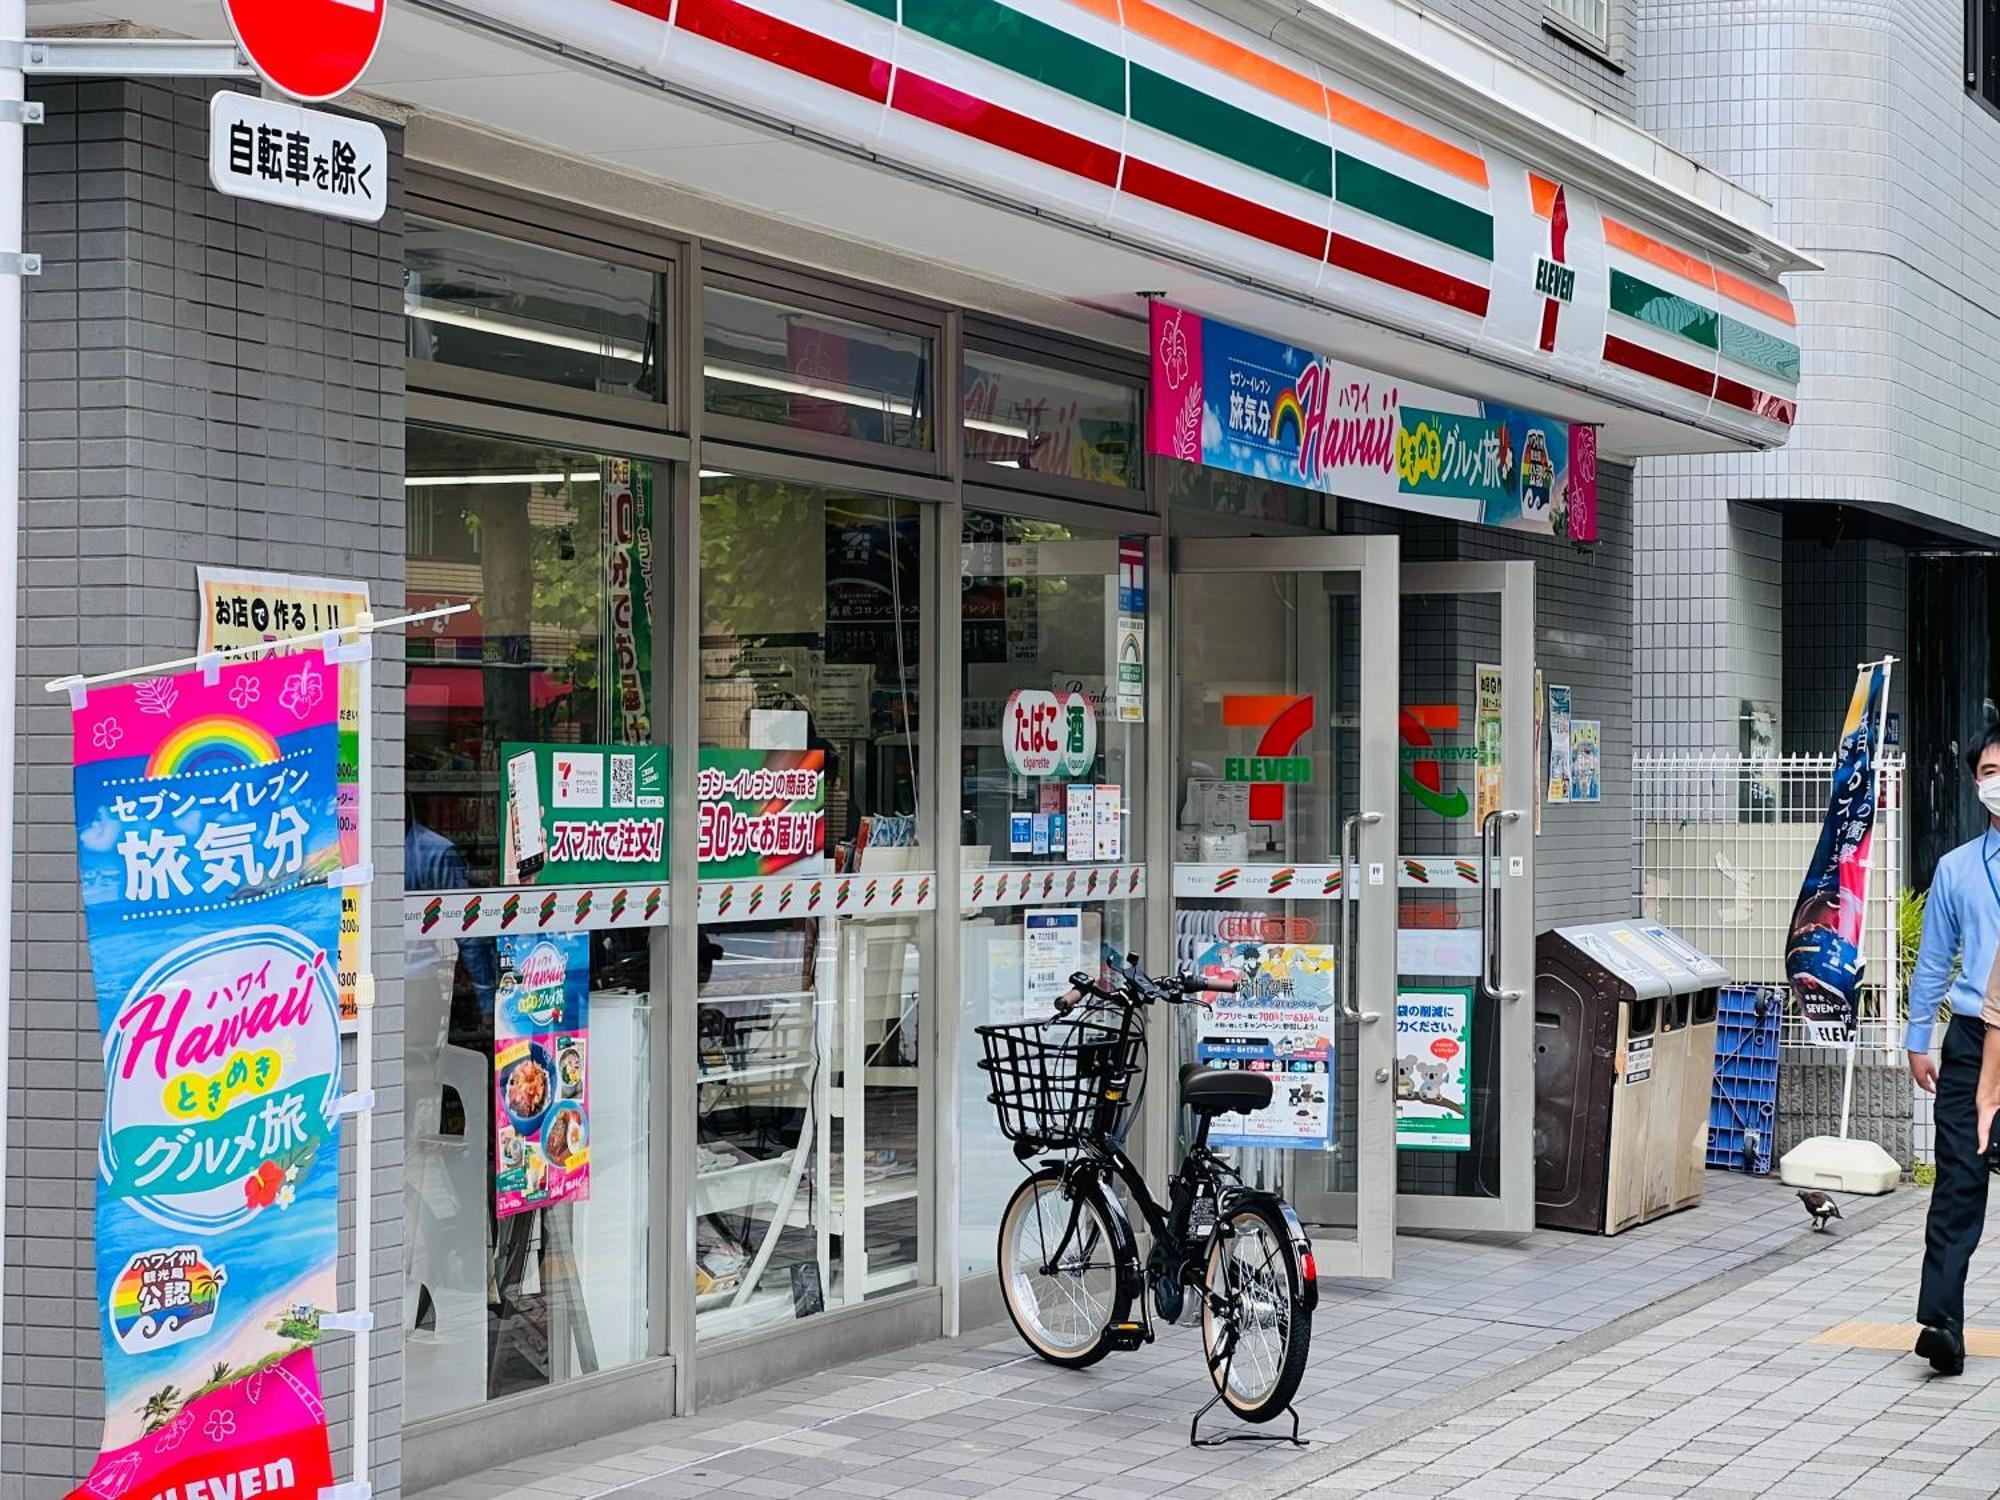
[1708, 983, 1782, 1175]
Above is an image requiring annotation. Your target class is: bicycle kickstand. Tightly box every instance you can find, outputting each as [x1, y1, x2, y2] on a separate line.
[1188, 1343, 1307, 1449]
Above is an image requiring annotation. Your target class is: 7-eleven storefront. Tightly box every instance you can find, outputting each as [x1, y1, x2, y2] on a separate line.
[9, 0, 1805, 1491]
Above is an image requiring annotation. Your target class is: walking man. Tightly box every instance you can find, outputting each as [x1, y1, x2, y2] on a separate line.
[1906, 725, 2000, 1375]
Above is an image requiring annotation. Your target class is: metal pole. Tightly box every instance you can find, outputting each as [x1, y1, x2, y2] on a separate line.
[0, 0, 27, 1414]
[349, 615, 376, 1496]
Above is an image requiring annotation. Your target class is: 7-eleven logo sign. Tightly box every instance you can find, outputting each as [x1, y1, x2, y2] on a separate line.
[1222, 694, 1315, 821]
[1402, 705, 1472, 819]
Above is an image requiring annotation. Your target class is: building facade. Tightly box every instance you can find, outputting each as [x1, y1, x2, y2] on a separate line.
[3, 1, 1801, 1496]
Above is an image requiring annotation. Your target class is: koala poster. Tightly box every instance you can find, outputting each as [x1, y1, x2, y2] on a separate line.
[1395, 987, 1473, 1150]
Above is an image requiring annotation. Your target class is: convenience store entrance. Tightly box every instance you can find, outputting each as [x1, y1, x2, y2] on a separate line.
[1170, 537, 1537, 1279]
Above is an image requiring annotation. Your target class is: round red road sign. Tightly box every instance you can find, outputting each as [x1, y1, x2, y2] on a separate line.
[222, 0, 387, 102]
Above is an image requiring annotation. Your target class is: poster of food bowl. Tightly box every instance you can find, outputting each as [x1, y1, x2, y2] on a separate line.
[1189, 941, 1338, 1151]
[68, 653, 344, 1493]
[494, 932, 592, 1219]
[696, 747, 827, 879]
[501, 741, 669, 888]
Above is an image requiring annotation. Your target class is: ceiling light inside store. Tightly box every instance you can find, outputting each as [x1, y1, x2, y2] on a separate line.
[405, 471, 603, 487]
[407, 298, 650, 362]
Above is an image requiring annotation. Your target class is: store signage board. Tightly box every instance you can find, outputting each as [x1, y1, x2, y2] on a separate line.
[1002, 688, 1096, 779]
[223, 0, 387, 102]
[1147, 301, 1598, 543]
[207, 91, 387, 224]
[501, 742, 669, 887]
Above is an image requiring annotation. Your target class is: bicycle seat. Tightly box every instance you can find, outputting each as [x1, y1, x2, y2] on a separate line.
[1179, 1063, 1274, 1117]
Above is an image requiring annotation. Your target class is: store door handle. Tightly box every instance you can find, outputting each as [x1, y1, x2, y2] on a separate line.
[1479, 809, 1523, 1003]
[1339, 811, 1382, 1023]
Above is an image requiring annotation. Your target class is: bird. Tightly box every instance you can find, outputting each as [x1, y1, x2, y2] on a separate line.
[1798, 1190, 1843, 1232]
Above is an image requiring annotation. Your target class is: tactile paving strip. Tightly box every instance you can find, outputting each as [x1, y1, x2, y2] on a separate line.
[1810, 1320, 2000, 1355]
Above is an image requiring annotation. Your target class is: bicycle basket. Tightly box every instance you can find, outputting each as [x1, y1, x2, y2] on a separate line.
[975, 1014, 1144, 1147]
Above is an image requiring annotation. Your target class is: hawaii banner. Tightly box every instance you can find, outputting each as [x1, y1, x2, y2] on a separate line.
[68, 654, 342, 1500]
[1785, 661, 1892, 1046]
[1148, 301, 1598, 542]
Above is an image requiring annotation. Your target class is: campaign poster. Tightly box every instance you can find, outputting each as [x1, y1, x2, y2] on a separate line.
[602, 459, 656, 745]
[1475, 665, 1503, 825]
[197, 567, 368, 1029]
[500, 742, 668, 887]
[1571, 720, 1602, 803]
[68, 654, 342, 1499]
[494, 933, 592, 1219]
[1146, 300, 1597, 538]
[1191, 942, 1337, 1150]
[696, 747, 827, 879]
[1396, 988, 1473, 1151]
[1022, 909, 1083, 1019]
[1787, 662, 1891, 1046]
[1546, 684, 1574, 803]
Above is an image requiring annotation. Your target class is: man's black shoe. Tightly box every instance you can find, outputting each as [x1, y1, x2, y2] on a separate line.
[1916, 1324, 1966, 1376]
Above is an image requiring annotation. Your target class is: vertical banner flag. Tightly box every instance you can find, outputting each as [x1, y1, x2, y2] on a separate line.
[68, 654, 342, 1500]
[1148, 301, 1599, 539]
[1786, 662, 1892, 1046]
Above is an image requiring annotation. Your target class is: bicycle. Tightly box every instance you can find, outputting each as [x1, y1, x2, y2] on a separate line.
[976, 956, 1318, 1431]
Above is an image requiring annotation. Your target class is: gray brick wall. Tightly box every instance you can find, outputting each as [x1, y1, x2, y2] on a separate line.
[1, 78, 405, 1499]
[1426, 0, 1636, 116]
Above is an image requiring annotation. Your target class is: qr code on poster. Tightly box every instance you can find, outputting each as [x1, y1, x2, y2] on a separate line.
[610, 753, 636, 809]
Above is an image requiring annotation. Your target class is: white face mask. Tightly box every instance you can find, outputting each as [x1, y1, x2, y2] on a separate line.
[1979, 775, 2000, 818]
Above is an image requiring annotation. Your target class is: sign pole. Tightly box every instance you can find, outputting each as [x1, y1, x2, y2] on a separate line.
[0, 0, 25, 1408]
[344, 615, 378, 1499]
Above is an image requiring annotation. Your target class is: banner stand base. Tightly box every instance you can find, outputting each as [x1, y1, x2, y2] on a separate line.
[1778, 1135, 1901, 1196]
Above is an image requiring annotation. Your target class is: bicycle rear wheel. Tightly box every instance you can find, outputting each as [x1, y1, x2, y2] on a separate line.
[1200, 1201, 1312, 1422]
[998, 1168, 1131, 1368]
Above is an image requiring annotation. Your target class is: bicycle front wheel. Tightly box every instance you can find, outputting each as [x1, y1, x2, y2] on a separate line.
[998, 1168, 1131, 1368]
[1200, 1201, 1313, 1422]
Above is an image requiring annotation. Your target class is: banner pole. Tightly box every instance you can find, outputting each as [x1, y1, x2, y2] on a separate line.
[0, 0, 24, 1421]
[349, 615, 376, 1495]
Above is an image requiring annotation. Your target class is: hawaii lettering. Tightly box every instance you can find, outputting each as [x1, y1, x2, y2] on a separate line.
[117, 956, 323, 1084]
[151, 1458, 297, 1500]
[1291, 363, 1398, 486]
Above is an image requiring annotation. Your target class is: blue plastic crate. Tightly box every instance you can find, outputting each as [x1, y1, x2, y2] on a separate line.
[1708, 983, 1782, 1175]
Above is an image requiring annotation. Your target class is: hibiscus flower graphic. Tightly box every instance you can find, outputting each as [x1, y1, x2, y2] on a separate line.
[1157, 313, 1189, 390]
[278, 666, 325, 721]
[152, 1410, 195, 1453]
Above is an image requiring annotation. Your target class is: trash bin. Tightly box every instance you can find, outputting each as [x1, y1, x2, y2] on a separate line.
[1534, 921, 1728, 1234]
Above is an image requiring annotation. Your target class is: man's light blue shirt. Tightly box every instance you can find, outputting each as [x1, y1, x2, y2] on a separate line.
[1906, 829, 2000, 1055]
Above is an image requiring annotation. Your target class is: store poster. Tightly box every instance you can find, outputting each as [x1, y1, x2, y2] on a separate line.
[67, 654, 342, 1496]
[1002, 688, 1097, 779]
[494, 932, 591, 1219]
[1396, 988, 1473, 1151]
[501, 742, 668, 886]
[1117, 535, 1147, 723]
[1147, 301, 1598, 539]
[1787, 661, 1892, 1046]
[603, 459, 656, 745]
[1571, 721, 1602, 804]
[1546, 684, 1574, 803]
[1533, 666, 1545, 836]
[1191, 942, 1337, 1150]
[1475, 665, 1503, 825]
[1022, 908, 1084, 1018]
[697, 747, 827, 879]
[197, 566, 368, 1029]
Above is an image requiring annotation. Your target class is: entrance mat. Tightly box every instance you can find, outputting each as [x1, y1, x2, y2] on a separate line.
[1810, 1320, 2000, 1355]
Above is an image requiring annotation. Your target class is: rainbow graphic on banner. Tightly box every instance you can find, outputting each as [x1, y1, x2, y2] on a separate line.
[144, 714, 283, 777]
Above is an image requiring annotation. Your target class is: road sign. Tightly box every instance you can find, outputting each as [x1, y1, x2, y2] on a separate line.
[208, 92, 388, 224]
[222, 0, 386, 102]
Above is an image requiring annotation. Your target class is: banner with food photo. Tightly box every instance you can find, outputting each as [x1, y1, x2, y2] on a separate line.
[67, 654, 343, 1500]
[494, 932, 592, 1218]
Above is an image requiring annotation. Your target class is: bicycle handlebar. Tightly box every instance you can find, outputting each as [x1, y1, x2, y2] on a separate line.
[1052, 959, 1236, 1015]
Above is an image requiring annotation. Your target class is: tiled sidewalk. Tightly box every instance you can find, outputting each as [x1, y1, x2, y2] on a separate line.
[1280, 1193, 1996, 1499]
[416, 1175, 1903, 1500]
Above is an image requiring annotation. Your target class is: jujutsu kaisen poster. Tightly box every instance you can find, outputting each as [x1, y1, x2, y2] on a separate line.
[67, 654, 341, 1500]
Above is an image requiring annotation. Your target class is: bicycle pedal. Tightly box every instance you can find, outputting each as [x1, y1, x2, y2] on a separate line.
[1105, 1321, 1149, 1351]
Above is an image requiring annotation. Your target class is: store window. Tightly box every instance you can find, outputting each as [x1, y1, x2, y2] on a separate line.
[704, 282, 933, 451]
[961, 349, 1142, 491]
[405, 214, 666, 407]
[403, 423, 664, 1421]
[1164, 455, 1327, 531]
[955, 510, 1147, 1276]
[694, 474, 929, 1336]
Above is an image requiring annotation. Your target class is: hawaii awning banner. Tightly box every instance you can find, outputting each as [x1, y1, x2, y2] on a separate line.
[67, 654, 341, 1500]
[1148, 300, 1598, 542]
[1786, 661, 1892, 1047]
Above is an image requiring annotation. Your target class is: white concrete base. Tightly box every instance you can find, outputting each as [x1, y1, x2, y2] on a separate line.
[1778, 1136, 1902, 1195]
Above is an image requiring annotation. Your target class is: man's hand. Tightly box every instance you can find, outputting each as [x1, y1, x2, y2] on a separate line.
[1911, 1050, 1939, 1095]
[1979, 1102, 1999, 1163]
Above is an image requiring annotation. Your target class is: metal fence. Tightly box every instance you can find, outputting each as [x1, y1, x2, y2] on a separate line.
[1633, 754, 1906, 1056]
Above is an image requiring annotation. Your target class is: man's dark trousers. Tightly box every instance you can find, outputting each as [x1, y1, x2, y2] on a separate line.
[1919, 1013, 1990, 1334]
